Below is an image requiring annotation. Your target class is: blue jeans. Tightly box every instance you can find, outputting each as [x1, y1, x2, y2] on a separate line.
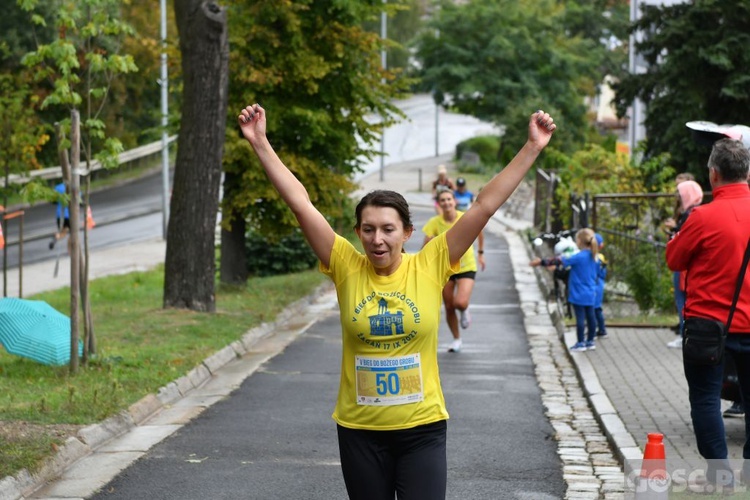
[673, 271, 686, 337]
[684, 335, 750, 461]
[572, 304, 596, 344]
[595, 307, 606, 335]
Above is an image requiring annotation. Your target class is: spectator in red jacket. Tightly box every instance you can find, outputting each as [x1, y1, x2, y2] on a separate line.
[666, 138, 750, 490]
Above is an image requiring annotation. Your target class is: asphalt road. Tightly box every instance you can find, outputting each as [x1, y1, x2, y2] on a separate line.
[1, 171, 167, 270]
[87, 207, 565, 500]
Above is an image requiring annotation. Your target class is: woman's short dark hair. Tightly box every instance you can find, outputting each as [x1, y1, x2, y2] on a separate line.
[354, 190, 413, 230]
[708, 138, 750, 183]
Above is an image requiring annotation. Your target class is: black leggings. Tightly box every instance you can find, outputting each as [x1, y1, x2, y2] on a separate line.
[337, 420, 447, 500]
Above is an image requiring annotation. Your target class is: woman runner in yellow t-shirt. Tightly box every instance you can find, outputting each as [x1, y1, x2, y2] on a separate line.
[238, 103, 555, 500]
[423, 189, 486, 353]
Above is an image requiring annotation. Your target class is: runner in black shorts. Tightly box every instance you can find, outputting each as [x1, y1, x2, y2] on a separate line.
[423, 190, 485, 353]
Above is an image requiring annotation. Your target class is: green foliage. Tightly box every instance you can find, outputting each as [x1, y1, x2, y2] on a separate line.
[455, 135, 500, 167]
[561, 0, 630, 77]
[0, 72, 50, 205]
[612, 1, 750, 180]
[0, 432, 61, 480]
[18, 0, 138, 169]
[415, 0, 623, 156]
[621, 245, 674, 314]
[543, 142, 676, 224]
[245, 228, 319, 277]
[363, 0, 425, 77]
[223, 0, 410, 239]
[115, 2, 180, 146]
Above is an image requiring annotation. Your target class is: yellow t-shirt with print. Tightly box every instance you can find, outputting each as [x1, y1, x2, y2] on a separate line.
[320, 233, 458, 430]
[422, 211, 477, 273]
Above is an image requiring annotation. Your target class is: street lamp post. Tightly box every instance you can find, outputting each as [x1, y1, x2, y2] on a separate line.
[159, 0, 170, 239]
[379, 0, 387, 182]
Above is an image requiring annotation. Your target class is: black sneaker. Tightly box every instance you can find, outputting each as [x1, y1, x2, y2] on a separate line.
[48, 238, 56, 250]
[723, 401, 744, 418]
[596, 331, 608, 338]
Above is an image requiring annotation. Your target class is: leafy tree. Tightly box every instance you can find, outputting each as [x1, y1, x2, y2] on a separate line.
[562, 0, 629, 78]
[20, 0, 137, 170]
[0, 1, 55, 73]
[118, 1, 182, 146]
[613, 1, 750, 181]
[219, 0, 408, 285]
[164, 0, 229, 311]
[18, 0, 138, 371]
[0, 51, 49, 208]
[414, 0, 609, 156]
[363, 0, 426, 75]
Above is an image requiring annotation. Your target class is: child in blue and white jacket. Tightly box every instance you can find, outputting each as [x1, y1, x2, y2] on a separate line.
[531, 228, 599, 351]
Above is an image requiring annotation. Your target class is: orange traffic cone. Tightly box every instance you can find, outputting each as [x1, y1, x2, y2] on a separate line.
[86, 205, 96, 229]
[636, 433, 669, 498]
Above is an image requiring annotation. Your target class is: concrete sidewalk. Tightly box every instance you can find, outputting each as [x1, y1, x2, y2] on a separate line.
[1, 152, 740, 498]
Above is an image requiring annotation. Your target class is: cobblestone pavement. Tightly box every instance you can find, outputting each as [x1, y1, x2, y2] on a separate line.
[504, 227, 626, 499]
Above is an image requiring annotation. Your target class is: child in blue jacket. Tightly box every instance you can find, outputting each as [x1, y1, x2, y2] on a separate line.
[531, 228, 599, 351]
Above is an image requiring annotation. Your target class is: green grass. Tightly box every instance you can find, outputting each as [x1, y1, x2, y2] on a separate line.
[0, 265, 326, 479]
[1, 433, 60, 477]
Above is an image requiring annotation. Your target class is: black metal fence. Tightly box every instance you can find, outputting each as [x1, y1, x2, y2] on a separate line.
[533, 168, 710, 307]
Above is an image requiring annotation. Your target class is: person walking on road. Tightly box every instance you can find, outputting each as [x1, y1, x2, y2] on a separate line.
[431, 164, 455, 216]
[422, 189, 485, 353]
[49, 181, 70, 250]
[238, 102, 556, 500]
[666, 138, 750, 490]
[453, 177, 474, 211]
[530, 228, 599, 352]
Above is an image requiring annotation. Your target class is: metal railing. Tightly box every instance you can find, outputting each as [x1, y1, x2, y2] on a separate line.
[0, 136, 177, 187]
[533, 170, 716, 309]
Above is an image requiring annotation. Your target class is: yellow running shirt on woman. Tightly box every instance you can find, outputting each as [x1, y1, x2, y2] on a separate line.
[422, 211, 477, 273]
[321, 233, 458, 430]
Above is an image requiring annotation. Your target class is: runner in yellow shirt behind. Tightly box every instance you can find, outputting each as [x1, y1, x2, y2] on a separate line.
[423, 188, 485, 353]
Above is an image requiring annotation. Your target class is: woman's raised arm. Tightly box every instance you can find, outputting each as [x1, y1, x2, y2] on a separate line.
[445, 110, 556, 264]
[238, 104, 335, 267]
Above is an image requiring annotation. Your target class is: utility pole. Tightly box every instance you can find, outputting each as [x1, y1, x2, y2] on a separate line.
[379, 0, 387, 182]
[160, 0, 170, 239]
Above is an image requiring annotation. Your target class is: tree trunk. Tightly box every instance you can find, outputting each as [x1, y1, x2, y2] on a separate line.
[69, 111, 82, 374]
[164, 0, 229, 312]
[219, 170, 248, 285]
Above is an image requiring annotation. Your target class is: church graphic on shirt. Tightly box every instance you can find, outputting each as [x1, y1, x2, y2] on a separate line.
[369, 298, 405, 336]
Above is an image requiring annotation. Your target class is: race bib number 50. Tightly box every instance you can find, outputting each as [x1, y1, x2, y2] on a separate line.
[355, 354, 424, 406]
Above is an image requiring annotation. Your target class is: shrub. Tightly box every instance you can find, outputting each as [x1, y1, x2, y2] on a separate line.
[455, 136, 500, 167]
[621, 245, 674, 314]
[246, 228, 319, 277]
